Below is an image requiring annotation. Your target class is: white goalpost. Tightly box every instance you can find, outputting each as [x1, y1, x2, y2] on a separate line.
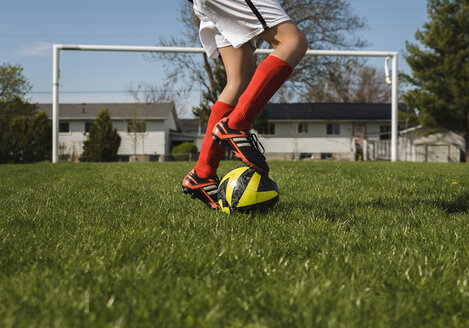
[52, 44, 399, 163]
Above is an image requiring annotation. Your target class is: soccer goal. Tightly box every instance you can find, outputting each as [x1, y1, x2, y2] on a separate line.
[51, 44, 399, 163]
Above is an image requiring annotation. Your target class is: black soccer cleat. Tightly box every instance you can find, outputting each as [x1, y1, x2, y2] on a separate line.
[212, 117, 269, 174]
[182, 169, 220, 209]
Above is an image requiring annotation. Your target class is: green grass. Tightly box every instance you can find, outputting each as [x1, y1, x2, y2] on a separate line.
[0, 161, 468, 327]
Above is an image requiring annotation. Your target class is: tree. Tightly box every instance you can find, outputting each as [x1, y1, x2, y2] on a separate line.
[154, 0, 366, 121]
[0, 63, 32, 103]
[126, 107, 147, 159]
[29, 111, 52, 162]
[2, 111, 52, 163]
[128, 82, 175, 104]
[0, 99, 38, 163]
[304, 65, 391, 103]
[81, 109, 121, 162]
[0, 63, 38, 163]
[3, 116, 30, 163]
[402, 0, 469, 161]
[127, 82, 188, 117]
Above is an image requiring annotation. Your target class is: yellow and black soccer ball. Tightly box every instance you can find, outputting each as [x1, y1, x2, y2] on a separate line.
[217, 166, 279, 214]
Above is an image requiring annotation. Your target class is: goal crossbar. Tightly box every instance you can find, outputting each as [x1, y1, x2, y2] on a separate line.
[52, 44, 399, 162]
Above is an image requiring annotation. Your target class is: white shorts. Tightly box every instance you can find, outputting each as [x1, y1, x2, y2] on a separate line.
[192, 0, 291, 59]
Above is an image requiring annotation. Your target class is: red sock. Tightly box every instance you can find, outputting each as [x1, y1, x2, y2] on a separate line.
[228, 55, 293, 130]
[194, 101, 234, 178]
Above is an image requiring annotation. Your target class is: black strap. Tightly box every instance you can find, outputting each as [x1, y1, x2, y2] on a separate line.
[244, 0, 269, 30]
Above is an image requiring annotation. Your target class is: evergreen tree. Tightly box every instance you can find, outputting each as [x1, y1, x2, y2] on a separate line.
[402, 0, 469, 161]
[29, 111, 52, 162]
[81, 109, 121, 162]
[4, 116, 30, 163]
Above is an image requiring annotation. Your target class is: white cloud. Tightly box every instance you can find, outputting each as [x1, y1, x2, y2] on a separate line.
[16, 42, 51, 57]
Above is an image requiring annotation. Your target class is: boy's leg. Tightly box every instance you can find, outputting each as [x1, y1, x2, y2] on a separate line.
[213, 21, 307, 172]
[193, 101, 234, 179]
[182, 44, 255, 207]
[259, 21, 309, 68]
[194, 43, 255, 178]
[227, 21, 308, 130]
[182, 101, 232, 209]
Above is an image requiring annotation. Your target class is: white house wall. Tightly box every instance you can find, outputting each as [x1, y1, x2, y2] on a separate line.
[58, 119, 168, 157]
[115, 120, 167, 156]
[56, 118, 393, 160]
[164, 111, 178, 154]
[117, 132, 166, 155]
[259, 136, 353, 153]
[258, 121, 389, 153]
[367, 123, 387, 140]
[167, 112, 178, 131]
[195, 135, 204, 152]
[190, 121, 391, 159]
[58, 133, 85, 158]
[267, 122, 386, 138]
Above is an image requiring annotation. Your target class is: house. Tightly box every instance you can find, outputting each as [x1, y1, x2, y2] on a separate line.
[41, 102, 464, 163]
[256, 103, 400, 161]
[398, 125, 465, 162]
[180, 103, 400, 161]
[185, 102, 465, 162]
[40, 102, 194, 161]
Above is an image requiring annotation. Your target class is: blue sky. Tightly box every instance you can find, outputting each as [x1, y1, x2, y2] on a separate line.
[0, 0, 428, 115]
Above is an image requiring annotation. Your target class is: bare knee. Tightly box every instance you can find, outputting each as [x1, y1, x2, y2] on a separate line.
[261, 22, 308, 66]
[225, 78, 251, 98]
[218, 76, 252, 104]
[218, 44, 255, 104]
[276, 30, 308, 66]
[293, 31, 308, 58]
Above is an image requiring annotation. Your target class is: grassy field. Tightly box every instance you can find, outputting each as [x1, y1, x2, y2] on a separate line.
[0, 161, 468, 327]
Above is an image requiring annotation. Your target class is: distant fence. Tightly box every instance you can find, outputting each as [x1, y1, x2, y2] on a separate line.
[115, 153, 200, 162]
[117, 152, 358, 162]
[366, 140, 391, 161]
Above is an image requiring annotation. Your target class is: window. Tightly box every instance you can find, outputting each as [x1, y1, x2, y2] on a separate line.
[327, 123, 340, 135]
[380, 125, 391, 140]
[85, 122, 93, 133]
[321, 153, 333, 160]
[127, 121, 146, 133]
[268, 123, 275, 135]
[298, 123, 308, 134]
[258, 123, 275, 135]
[59, 122, 70, 133]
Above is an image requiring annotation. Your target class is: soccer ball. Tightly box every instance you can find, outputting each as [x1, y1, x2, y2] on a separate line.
[217, 166, 279, 214]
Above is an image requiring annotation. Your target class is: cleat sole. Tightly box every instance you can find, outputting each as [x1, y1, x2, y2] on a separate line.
[182, 186, 219, 209]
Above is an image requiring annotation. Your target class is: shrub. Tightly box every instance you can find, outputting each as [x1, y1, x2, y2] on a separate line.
[172, 142, 198, 161]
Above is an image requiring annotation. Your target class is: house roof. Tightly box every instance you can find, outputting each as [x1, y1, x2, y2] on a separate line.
[38, 103, 176, 120]
[264, 103, 404, 121]
[178, 119, 201, 135]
